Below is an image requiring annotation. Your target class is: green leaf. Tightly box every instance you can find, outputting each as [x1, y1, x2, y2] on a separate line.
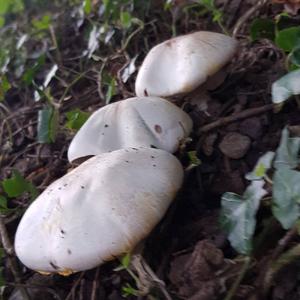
[2, 170, 37, 198]
[120, 11, 132, 29]
[22, 55, 46, 85]
[187, 151, 201, 166]
[275, 27, 300, 52]
[0, 48, 10, 74]
[274, 127, 300, 170]
[0, 0, 9, 14]
[290, 47, 300, 67]
[65, 109, 90, 130]
[0, 16, 5, 28]
[0, 75, 11, 101]
[272, 69, 300, 104]
[106, 77, 116, 104]
[272, 168, 300, 229]
[84, 0, 92, 14]
[246, 151, 275, 180]
[0, 196, 7, 209]
[37, 106, 59, 143]
[85, 25, 101, 58]
[32, 14, 51, 31]
[11, 0, 24, 13]
[121, 253, 131, 269]
[0, 195, 15, 214]
[220, 180, 267, 255]
[122, 283, 139, 297]
[250, 18, 275, 41]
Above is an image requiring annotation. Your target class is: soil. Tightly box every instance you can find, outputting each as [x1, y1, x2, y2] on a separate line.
[1, 0, 300, 299]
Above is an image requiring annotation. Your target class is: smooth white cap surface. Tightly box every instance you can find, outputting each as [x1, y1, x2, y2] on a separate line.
[15, 148, 184, 274]
[135, 31, 238, 97]
[67, 96, 192, 162]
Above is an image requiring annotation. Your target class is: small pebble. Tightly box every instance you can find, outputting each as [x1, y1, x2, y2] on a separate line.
[219, 132, 251, 159]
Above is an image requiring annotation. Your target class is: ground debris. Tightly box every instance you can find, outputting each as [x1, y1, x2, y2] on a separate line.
[219, 132, 251, 159]
[169, 240, 224, 299]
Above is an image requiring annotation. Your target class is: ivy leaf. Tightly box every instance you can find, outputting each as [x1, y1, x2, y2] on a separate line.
[120, 11, 132, 29]
[32, 14, 51, 31]
[120, 253, 131, 269]
[220, 180, 267, 255]
[246, 151, 275, 181]
[106, 77, 116, 104]
[0, 196, 7, 209]
[122, 283, 139, 297]
[187, 151, 201, 166]
[22, 54, 46, 86]
[274, 127, 300, 170]
[2, 170, 37, 199]
[0, 195, 14, 214]
[43, 64, 58, 88]
[84, 0, 92, 14]
[121, 55, 138, 83]
[275, 26, 300, 52]
[37, 106, 59, 143]
[272, 70, 300, 104]
[290, 47, 300, 67]
[0, 75, 11, 101]
[65, 109, 90, 130]
[85, 25, 101, 58]
[272, 168, 300, 229]
[250, 18, 275, 41]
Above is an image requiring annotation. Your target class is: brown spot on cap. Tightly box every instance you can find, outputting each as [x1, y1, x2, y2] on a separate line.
[49, 261, 59, 270]
[154, 124, 162, 133]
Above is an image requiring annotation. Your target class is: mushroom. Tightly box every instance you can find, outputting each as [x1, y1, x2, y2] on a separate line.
[15, 147, 184, 274]
[67, 96, 192, 162]
[135, 31, 238, 98]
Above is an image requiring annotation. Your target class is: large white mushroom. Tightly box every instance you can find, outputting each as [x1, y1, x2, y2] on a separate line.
[135, 31, 238, 98]
[67, 96, 192, 162]
[15, 147, 183, 274]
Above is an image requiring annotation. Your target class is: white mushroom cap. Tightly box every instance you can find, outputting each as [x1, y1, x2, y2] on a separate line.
[67, 96, 192, 162]
[135, 31, 238, 97]
[15, 148, 183, 274]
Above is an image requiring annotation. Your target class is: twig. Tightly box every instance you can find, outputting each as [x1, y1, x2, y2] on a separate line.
[197, 104, 274, 134]
[263, 243, 300, 296]
[271, 226, 298, 260]
[232, 0, 269, 38]
[90, 267, 100, 300]
[58, 71, 88, 105]
[65, 272, 85, 300]
[49, 25, 62, 65]
[0, 218, 14, 256]
[0, 218, 30, 300]
[6, 282, 62, 300]
[224, 256, 251, 300]
[131, 254, 172, 300]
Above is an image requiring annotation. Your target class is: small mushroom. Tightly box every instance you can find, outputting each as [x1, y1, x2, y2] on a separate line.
[135, 31, 238, 98]
[67, 96, 192, 162]
[15, 148, 184, 274]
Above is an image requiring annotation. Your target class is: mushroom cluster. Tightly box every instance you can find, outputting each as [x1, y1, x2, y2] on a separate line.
[15, 31, 237, 275]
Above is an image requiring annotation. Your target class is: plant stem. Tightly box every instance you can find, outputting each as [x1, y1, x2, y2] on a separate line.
[224, 256, 251, 300]
[197, 104, 274, 134]
[263, 243, 300, 296]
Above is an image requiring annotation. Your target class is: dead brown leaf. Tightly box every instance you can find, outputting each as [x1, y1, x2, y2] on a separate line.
[272, 0, 300, 14]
